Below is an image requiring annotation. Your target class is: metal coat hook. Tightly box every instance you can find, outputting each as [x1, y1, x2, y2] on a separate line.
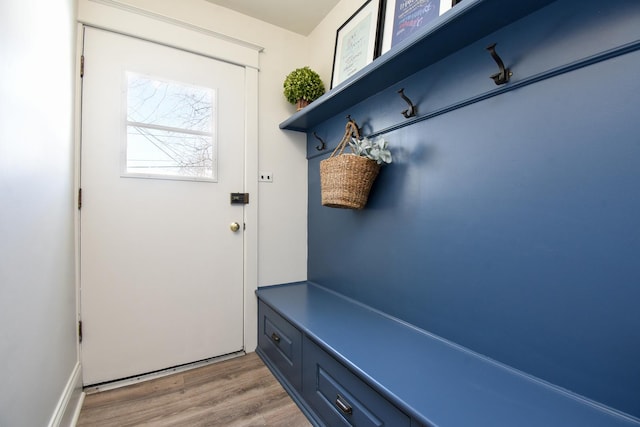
[486, 43, 512, 85]
[313, 132, 326, 151]
[346, 115, 361, 137]
[397, 88, 417, 118]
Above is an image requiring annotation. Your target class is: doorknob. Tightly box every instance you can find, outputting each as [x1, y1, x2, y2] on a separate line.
[230, 222, 241, 232]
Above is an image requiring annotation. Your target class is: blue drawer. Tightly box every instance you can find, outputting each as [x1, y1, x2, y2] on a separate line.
[303, 337, 411, 427]
[258, 300, 302, 391]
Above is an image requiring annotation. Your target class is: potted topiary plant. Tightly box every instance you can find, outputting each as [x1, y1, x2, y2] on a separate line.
[283, 66, 325, 111]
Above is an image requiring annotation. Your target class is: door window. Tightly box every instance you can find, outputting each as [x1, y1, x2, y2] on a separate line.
[124, 72, 217, 181]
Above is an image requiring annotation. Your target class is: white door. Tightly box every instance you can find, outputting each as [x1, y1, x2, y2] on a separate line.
[80, 27, 246, 385]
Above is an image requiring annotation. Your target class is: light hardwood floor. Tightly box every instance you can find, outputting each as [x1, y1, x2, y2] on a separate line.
[77, 352, 312, 426]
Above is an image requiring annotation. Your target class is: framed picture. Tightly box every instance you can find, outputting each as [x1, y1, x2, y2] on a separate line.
[380, 0, 456, 54]
[331, 0, 385, 89]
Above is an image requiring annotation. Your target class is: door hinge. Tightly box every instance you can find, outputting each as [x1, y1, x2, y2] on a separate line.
[78, 188, 82, 210]
[78, 320, 83, 343]
[80, 55, 85, 78]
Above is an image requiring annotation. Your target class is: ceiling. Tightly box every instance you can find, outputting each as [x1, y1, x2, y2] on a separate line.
[204, 0, 342, 35]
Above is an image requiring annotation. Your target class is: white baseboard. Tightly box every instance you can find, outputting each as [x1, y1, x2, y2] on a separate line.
[68, 392, 85, 427]
[48, 362, 84, 427]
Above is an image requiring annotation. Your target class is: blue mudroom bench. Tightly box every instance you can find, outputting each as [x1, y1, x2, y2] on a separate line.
[256, 281, 639, 427]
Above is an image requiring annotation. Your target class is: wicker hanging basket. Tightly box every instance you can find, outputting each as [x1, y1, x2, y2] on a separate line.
[320, 121, 380, 209]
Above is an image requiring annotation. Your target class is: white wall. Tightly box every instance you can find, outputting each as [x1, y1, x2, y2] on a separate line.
[133, 0, 311, 287]
[0, 0, 80, 425]
[148, 0, 373, 287]
[307, 0, 373, 87]
[79, 0, 310, 286]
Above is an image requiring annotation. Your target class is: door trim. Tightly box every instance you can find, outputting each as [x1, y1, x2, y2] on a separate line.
[243, 66, 259, 353]
[84, 0, 264, 54]
[74, 19, 260, 370]
[77, 0, 262, 69]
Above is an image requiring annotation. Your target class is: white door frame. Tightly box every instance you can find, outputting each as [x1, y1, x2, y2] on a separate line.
[74, 2, 262, 371]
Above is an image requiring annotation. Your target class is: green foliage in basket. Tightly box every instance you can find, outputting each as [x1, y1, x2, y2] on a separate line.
[283, 66, 325, 104]
[349, 136, 393, 165]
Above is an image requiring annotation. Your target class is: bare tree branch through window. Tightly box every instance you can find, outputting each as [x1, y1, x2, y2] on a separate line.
[125, 72, 217, 180]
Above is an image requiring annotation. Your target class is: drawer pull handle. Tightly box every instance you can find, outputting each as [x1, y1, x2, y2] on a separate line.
[271, 332, 281, 343]
[335, 394, 353, 415]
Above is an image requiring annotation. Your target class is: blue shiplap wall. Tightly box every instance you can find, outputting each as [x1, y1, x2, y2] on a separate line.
[306, 0, 640, 418]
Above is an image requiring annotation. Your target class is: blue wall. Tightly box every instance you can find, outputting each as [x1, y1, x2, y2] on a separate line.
[307, 0, 640, 419]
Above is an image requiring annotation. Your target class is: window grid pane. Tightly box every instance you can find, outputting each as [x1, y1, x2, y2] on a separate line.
[125, 72, 217, 180]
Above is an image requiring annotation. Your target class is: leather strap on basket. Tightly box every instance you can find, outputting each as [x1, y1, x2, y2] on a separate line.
[330, 120, 360, 158]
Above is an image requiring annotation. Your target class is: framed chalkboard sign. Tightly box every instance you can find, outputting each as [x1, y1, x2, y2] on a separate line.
[331, 0, 385, 88]
[380, 0, 455, 54]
